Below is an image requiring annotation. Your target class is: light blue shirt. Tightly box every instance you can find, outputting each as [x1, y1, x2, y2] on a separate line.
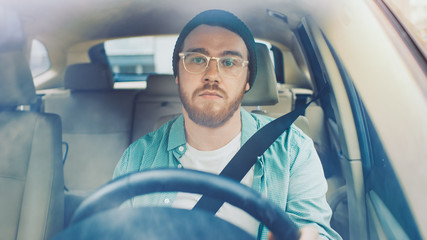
[113, 108, 341, 240]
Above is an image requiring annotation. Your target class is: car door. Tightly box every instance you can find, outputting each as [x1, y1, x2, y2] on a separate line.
[294, 0, 426, 238]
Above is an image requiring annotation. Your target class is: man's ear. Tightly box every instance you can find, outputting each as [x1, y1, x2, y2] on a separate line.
[245, 72, 250, 91]
[245, 82, 250, 91]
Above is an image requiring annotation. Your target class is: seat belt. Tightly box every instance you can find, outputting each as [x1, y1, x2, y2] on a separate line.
[193, 88, 324, 213]
[294, 93, 311, 116]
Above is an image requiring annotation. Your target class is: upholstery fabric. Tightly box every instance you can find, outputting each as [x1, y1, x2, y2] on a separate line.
[0, 111, 64, 240]
[0, 11, 64, 238]
[144, 74, 179, 96]
[0, 52, 36, 107]
[0, 8, 25, 52]
[64, 63, 114, 90]
[44, 90, 138, 191]
[132, 75, 182, 141]
[242, 43, 279, 106]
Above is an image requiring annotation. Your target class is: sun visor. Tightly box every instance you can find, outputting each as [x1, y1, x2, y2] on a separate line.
[0, 7, 26, 52]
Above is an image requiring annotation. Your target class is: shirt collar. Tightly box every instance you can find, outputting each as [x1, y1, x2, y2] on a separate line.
[240, 108, 259, 146]
[167, 114, 186, 151]
[167, 108, 259, 151]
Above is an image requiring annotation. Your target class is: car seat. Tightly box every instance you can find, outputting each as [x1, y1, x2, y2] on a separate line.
[0, 9, 64, 240]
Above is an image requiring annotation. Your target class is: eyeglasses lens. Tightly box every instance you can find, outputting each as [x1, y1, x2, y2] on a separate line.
[182, 52, 246, 77]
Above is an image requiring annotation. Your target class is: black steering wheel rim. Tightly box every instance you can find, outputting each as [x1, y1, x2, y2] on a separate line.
[70, 168, 300, 240]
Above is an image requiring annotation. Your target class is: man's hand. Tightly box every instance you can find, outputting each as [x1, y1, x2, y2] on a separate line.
[268, 226, 319, 240]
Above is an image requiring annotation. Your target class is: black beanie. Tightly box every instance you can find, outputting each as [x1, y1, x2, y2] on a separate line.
[172, 9, 257, 90]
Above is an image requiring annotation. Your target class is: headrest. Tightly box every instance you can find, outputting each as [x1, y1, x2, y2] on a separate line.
[145, 74, 178, 96]
[88, 43, 110, 65]
[0, 7, 25, 52]
[242, 43, 279, 106]
[64, 63, 114, 90]
[0, 8, 36, 107]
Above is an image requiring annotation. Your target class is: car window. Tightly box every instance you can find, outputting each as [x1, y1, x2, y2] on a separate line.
[319, 25, 422, 239]
[105, 36, 177, 89]
[382, 0, 426, 51]
[29, 39, 50, 77]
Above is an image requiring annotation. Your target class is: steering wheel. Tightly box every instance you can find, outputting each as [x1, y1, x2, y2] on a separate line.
[54, 169, 300, 240]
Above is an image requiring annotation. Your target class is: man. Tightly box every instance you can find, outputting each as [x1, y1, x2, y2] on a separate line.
[114, 9, 341, 240]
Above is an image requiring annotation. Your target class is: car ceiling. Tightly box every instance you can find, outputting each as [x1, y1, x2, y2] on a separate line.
[2, 0, 336, 89]
[0, 0, 333, 50]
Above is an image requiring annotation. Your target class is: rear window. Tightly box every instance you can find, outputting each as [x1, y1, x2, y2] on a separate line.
[105, 36, 177, 89]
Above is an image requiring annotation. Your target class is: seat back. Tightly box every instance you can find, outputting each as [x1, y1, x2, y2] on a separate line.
[43, 63, 139, 192]
[0, 10, 64, 239]
[131, 74, 182, 142]
[242, 43, 279, 107]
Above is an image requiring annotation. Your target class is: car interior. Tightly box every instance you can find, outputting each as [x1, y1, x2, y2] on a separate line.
[1, 0, 425, 239]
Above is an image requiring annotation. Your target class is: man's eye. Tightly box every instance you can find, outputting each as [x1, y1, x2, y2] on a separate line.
[221, 58, 237, 68]
[190, 56, 206, 64]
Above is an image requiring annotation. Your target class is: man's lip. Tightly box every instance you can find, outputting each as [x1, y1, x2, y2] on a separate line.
[199, 91, 223, 98]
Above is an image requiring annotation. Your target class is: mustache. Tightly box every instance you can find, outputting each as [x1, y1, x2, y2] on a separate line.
[192, 83, 227, 98]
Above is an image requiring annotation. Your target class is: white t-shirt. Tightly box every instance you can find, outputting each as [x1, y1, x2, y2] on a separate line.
[172, 133, 259, 236]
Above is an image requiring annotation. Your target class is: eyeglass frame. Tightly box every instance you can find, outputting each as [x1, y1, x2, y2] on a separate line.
[178, 52, 249, 77]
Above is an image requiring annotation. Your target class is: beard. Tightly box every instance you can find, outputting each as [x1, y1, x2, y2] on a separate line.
[178, 81, 245, 128]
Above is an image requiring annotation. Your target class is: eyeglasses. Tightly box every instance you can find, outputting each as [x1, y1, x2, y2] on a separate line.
[179, 52, 249, 78]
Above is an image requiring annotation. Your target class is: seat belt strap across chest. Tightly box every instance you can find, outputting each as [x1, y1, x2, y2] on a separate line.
[192, 91, 323, 214]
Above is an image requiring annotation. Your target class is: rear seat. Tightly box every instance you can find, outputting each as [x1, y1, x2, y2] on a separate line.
[43, 63, 139, 192]
[131, 74, 182, 142]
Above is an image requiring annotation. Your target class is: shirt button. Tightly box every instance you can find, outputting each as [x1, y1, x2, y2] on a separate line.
[164, 198, 170, 204]
[178, 146, 184, 152]
[177, 164, 182, 168]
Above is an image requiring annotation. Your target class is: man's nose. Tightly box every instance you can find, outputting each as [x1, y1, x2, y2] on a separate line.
[203, 58, 220, 83]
